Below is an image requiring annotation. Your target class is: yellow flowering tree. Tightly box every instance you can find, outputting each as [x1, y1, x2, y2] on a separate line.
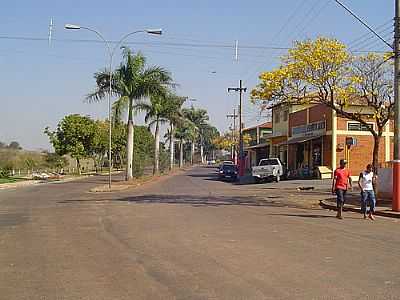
[252, 37, 394, 173]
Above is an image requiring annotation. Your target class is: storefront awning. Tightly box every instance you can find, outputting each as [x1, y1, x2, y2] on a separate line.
[286, 135, 323, 145]
[245, 142, 270, 150]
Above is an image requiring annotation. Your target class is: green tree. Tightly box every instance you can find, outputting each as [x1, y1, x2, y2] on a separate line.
[43, 152, 67, 172]
[132, 125, 155, 177]
[8, 141, 22, 150]
[45, 114, 96, 174]
[87, 48, 173, 180]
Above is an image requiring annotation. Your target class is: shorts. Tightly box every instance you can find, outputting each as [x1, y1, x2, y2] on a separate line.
[336, 189, 347, 208]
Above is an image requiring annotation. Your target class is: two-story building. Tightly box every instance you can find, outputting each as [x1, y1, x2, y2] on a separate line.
[285, 103, 394, 177]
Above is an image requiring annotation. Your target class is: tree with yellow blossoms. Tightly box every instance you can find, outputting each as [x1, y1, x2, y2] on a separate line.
[252, 37, 394, 176]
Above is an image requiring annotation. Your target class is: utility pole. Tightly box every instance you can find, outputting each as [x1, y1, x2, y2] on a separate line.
[227, 108, 238, 163]
[228, 80, 247, 177]
[393, 0, 400, 211]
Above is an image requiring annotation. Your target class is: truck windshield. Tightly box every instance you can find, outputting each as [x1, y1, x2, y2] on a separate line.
[259, 159, 278, 166]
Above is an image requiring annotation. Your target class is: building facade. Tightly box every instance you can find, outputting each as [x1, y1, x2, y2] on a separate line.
[286, 103, 393, 177]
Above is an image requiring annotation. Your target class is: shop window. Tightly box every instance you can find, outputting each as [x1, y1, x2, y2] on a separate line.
[347, 122, 374, 131]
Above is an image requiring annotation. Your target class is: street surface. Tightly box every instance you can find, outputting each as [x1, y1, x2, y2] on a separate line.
[0, 166, 399, 300]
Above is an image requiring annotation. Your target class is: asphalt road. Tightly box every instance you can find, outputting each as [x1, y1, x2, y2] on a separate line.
[0, 166, 399, 300]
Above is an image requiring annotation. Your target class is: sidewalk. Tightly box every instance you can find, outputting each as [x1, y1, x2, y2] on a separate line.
[320, 194, 400, 219]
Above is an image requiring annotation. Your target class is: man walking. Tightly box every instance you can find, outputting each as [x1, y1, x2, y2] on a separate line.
[358, 164, 376, 220]
[332, 159, 352, 219]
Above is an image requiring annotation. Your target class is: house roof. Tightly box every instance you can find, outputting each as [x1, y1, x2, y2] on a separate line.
[243, 122, 272, 132]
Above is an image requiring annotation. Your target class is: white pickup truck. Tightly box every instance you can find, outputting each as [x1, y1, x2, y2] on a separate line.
[252, 158, 284, 183]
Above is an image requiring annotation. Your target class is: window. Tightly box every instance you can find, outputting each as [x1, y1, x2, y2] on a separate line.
[283, 110, 288, 121]
[259, 159, 280, 166]
[347, 122, 374, 131]
[274, 111, 280, 123]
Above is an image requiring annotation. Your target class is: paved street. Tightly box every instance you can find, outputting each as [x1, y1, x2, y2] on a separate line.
[1, 166, 400, 300]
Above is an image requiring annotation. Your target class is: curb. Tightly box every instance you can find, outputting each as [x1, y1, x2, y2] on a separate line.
[319, 200, 400, 219]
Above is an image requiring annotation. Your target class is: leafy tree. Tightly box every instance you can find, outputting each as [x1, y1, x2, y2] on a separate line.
[87, 47, 173, 180]
[8, 141, 22, 150]
[132, 125, 154, 176]
[44, 152, 67, 172]
[251, 37, 394, 174]
[45, 114, 96, 174]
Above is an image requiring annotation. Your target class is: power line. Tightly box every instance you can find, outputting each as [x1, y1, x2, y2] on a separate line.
[349, 26, 393, 51]
[333, 0, 392, 49]
[347, 20, 392, 47]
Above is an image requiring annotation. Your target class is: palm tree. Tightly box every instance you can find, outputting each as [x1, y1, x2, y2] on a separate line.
[135, 93, 173, 175]
[165, 95, 185, 170]
[87, 47, 173, 180]
[182, 106, 210, 164]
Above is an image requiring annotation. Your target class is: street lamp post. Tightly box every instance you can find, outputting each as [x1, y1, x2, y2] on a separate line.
[65, 24, 162, 190]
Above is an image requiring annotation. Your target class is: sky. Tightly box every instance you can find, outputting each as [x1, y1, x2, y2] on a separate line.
[0, 0, 394, 150]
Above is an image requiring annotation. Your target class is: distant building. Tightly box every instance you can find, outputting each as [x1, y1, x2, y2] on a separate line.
[243, 122, 272, 167]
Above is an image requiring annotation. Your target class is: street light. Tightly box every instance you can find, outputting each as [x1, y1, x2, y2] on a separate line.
[65, 23, 162, 190]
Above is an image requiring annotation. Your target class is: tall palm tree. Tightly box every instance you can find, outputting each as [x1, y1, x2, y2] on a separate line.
[165, 95, 185, 170]
[182, 106, 210, 164]
[135, 93, 174, 175]
[87, 47, 173, 180]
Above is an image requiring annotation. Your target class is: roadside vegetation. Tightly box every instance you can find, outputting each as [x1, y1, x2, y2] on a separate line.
[44, 48, 220, 180]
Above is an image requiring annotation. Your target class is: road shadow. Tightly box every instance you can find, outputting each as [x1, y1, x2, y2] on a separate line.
[59, 194, 296, 208]
[268, 213, 334, 219]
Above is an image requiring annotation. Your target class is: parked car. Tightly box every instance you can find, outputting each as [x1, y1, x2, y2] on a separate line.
[207, 160, 216, 165]
[252, 158, 284, 183]
[220, 160, 234, 166]
[218, 164, 238, 181]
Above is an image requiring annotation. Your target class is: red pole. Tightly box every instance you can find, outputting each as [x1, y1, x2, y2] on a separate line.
[394, 0, 400, 212]
[393, 161, 400, 211]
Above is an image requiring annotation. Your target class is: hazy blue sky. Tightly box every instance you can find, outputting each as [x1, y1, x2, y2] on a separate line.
[0, 0, 393, 150]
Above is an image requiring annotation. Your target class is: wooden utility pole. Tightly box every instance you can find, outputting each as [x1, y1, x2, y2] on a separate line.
[227, 108, 238, 162]
[228, 80, 247, 177]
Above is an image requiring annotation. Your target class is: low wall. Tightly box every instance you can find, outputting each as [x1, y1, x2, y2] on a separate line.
[378, 168, 392, 199]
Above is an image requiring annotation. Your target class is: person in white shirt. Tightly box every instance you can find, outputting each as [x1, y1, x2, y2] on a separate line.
[358, 164, 377, 220]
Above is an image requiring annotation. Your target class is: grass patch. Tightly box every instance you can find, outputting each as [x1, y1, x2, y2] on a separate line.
[0, 177, 25, 184]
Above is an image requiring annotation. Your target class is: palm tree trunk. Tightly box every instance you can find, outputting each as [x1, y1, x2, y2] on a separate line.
[126, 99, 134, 180]
[179, 139, 184, 168]
[200, 144, 204, 164]
[169, 123, 174, 170]
[191, 141, 195, 165]
[154, 119, 160, 175]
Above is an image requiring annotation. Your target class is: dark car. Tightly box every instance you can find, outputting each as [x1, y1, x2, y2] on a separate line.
[218, 164, 238, 181]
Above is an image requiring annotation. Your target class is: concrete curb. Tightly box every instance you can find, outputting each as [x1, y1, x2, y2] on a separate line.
[0, 175, 92, 190]
[319, 200, 400, 219]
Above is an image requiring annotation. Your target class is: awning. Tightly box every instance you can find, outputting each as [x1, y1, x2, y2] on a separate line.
[286, 135, 323, 145]
[245, 142, 270, 150]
